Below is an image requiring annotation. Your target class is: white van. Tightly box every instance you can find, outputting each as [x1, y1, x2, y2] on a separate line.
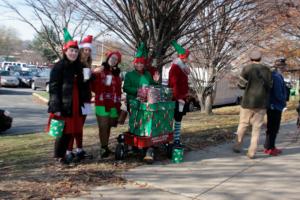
[1, 62, 13, 70]
[213, 76, 243, 106]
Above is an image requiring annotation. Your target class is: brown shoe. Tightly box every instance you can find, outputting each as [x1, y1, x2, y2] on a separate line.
[233, 143, 242, 153]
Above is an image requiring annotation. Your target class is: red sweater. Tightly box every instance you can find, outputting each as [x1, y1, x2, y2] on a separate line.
[168, 63, 189, 101]
[91, 69, 122, 112]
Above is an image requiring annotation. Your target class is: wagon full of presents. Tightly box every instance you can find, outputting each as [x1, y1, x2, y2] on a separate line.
[115, 86, 175, 163]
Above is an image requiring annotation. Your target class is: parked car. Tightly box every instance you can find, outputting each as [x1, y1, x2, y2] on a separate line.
[29, 68, 40, 76]
[0, 109, 13, 133]
[31, 69, 51, 92]
[5, 65, 22, 72]
[15, 71, 34, 87]
[0, 70, 19, 87]
[186, 88, 201, 112]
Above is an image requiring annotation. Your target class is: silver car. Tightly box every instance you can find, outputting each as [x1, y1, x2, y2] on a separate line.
[0, 70, 19, 87]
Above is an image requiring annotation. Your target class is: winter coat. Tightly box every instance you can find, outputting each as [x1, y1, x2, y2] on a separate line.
[168, 59, 189, 101]
[238, 63, 272, 109]
[268, 71, 287, 111]
[48, 58, 91, 117]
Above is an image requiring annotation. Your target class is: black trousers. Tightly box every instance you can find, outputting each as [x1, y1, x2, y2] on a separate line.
[264, 109, 282, 150]
[54, 134, 73, 158]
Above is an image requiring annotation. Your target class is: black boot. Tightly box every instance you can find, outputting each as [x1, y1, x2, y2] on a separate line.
[101, 146, 112, 158]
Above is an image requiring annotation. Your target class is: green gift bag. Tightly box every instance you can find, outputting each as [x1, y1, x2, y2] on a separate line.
[172, 147, 184, 163]
[48, 119, 64, 138]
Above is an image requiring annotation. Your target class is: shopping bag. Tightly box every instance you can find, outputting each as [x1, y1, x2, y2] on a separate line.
[172, 147, 184, 163]
[48, 119, 64, 138]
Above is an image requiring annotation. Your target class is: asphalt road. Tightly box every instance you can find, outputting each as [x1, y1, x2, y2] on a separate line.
[0, 87, 96, 135]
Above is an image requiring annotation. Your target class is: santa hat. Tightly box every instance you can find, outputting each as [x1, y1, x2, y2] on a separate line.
[63, 28, 78, 51]
[106, 51, 122, 63]
[133, 42, 147, 64]
[79, 35, 93, 49]
[171, 40, 190, 59]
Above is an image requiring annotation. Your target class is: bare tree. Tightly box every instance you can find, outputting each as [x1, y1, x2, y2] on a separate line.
[189, 0, 257, 114]
[0, 26, 22, 59]
[1, 0, 105, 59]
[76, 0, 214, 72]
[245, 0, 300, 68]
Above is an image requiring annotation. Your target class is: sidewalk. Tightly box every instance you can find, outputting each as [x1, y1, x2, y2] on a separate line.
[64, 122, 300, 200]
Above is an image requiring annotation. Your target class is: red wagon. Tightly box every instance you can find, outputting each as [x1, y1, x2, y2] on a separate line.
[115, 100, 175, 163]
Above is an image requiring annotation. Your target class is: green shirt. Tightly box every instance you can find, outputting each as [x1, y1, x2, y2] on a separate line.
[238, 63, 272, 109]
[123, 70, 157, 102]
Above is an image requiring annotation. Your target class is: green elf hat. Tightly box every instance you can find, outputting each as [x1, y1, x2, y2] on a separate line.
[133, 42, 147, 64]
[171, 40, 190, 59]
[63, 28, 78, 51]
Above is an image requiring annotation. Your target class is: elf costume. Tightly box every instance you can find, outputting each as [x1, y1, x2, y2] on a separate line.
[91, 51, 122, 158]
[123, 43, 158, 110]
[168, 40, 190, 146]
[66, 34, 94, 160]
[48, 28, 91, 164]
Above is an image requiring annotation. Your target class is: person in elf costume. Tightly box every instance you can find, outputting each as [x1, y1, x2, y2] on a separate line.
[90, 51, 122, 158]
[65, 35, 93, 162]
[48, 28, 91, 165]
[123, 43, 159, 162]
[123, 42, 160, 112]
[79, 35, 93, 68]
[168, 40, 191, 147]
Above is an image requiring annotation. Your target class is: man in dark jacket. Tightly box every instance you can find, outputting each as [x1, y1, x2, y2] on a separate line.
[233, 50, 272, 159]
[264, 58, 288, 156]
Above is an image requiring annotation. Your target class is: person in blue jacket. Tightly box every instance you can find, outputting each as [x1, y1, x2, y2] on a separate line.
[264, 58, 288, 156]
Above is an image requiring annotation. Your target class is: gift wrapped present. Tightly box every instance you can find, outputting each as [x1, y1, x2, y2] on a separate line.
[147, 86, 161, 104]
[137, 86, 150, 102]
[129, 100, 175, 137]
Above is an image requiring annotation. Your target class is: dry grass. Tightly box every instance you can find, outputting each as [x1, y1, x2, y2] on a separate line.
[0, 98, 298, 199]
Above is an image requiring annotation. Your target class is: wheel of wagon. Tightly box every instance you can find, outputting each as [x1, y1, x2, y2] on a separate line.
[166, 143, 174, 159]
[117, 133, 125, 143]
[115, 143, 125, 160]
[144, 147, 154, 164]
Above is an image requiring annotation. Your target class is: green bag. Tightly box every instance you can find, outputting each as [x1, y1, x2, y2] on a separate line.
[172, 147, 184, 163]
[48, 119, 64, 138]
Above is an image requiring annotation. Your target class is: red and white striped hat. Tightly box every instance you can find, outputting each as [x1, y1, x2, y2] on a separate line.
[79, 35, 93, 49]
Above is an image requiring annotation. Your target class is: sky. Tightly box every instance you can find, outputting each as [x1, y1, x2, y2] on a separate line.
[0, 1, 38, 40]
[0, 1, 115, 42]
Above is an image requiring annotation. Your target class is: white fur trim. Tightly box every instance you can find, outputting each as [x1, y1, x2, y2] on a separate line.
[79, 43, 92, 49]
[173, 58, 186, 69]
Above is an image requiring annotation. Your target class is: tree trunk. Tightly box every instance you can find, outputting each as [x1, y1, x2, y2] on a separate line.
[156, 56, 164, 85]
[197, 93, 205, 113]
[204, 94, 213, 115]
[198, 89, 213, 114]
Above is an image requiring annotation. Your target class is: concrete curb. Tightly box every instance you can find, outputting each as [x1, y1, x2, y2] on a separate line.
[32, 92, 48, 104]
